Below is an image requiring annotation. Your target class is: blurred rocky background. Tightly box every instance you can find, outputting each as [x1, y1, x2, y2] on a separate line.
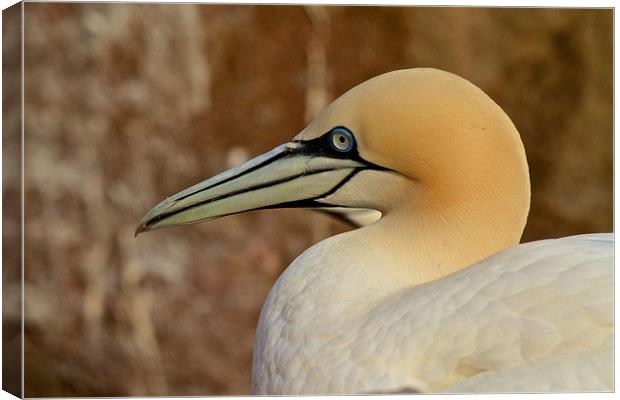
[3, 4, 611, 396]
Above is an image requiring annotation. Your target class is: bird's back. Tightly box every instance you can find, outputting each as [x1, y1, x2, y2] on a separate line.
[368, 233, 613, 393]
[252, 233, 613, 394]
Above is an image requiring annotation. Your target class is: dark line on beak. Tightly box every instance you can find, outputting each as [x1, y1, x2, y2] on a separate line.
[174, 147, 292, 202]
[249, 168, 362, 211]
[317, 168, 360, 199]
[143, 168, 336, 228]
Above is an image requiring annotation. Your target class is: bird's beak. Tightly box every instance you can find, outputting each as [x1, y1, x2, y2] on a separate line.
[136, 141, 370, 235]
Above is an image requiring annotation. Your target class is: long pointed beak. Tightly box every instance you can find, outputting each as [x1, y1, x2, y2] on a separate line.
[136, 141, 368, 235]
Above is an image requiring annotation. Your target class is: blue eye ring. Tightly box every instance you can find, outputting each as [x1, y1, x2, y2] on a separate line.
[329, 127, 355, 152]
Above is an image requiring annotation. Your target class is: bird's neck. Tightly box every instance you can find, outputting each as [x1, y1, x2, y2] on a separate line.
[368, 200, 522, 287]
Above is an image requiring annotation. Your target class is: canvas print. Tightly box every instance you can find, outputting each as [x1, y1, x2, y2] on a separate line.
[2, 3, 613, 396]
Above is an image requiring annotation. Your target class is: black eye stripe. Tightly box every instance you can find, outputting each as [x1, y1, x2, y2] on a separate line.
[292, 126, 356, 158]
[291, 126, 391, 172]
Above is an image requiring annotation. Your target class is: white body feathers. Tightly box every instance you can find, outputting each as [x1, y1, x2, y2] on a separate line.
[252, 233, 613, 394]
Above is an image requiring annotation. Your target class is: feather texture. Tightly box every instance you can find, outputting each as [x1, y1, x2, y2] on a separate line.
[252, 234, 613, 394]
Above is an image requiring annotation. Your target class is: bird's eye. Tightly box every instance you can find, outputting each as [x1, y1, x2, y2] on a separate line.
[329, 128, 355, 152]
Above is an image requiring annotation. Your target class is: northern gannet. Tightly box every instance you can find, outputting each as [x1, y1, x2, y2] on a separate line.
[136, 68, 613, 394]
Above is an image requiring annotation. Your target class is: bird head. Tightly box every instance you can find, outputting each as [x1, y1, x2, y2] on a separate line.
[137, 68, 530, 243]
